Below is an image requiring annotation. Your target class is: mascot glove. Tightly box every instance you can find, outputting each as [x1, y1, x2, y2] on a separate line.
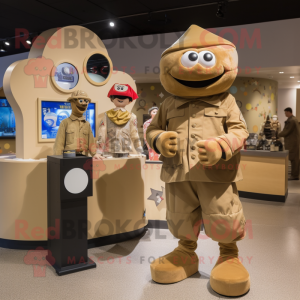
[156, 131, 178, 158]
[196, 139, 223, 166]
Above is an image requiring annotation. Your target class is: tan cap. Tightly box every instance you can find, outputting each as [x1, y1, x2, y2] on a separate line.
[67, 90, 91, 102]
[162, 24, 235, 57]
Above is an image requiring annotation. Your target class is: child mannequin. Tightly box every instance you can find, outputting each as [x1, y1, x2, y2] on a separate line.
[96, 83, 143, 158]
[143, 106, 160, 160]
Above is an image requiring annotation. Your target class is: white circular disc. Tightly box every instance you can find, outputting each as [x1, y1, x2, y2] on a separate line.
[64, 168, 88, 194]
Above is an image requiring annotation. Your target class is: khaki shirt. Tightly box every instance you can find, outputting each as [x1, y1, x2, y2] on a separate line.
[53, 114, 96, 156]
[146, 92, 249, 183]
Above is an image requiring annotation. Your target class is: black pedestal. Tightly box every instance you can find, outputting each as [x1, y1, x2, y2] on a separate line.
[47, 155, 96, 276]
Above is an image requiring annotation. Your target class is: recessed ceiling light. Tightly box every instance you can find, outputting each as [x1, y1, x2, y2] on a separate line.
[279, 72, 284, 74]
[298, 81, 300, 82]
[4, 40, 10, 46]
[109, 22, 115, 27]
[290, 76, 294, 78]
[26, 37, 32, 45]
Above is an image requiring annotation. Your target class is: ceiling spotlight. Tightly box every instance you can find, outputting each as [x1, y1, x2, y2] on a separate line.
[109, 22, 115, 27]
[0, 43, 7, 52]
[4, 40, 10, 46]
[290, 76, 295, 78]
[216, 1, 227, 18]
[298, 81, 300, 82]
[279, 71, 284, 74]
[26, 36, 32, 45]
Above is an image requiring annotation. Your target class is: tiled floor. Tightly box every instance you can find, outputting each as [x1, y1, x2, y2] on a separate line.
[1, 181, 299, 300]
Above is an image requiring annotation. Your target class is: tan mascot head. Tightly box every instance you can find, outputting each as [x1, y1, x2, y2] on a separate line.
[160, 24, 238, 98]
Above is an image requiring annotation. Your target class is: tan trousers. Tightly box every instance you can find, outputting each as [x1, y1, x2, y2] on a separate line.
[165, 181, 246, 244]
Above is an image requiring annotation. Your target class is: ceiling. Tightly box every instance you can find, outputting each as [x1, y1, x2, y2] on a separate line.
[1, 0, 300, 57]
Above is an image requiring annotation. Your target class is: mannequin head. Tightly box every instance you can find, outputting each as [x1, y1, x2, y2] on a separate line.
[110, 95, 131, 108]
[67, 90, 91, 117]
[148, 106, 159, 119]
[284, 107, 293, 118]
[160, 25, 238, 98]
[107, 83, 138, 109]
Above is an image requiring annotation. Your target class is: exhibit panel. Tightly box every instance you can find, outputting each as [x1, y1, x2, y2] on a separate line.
[144, 161, 167, 227]
[0, 25, 147, 250]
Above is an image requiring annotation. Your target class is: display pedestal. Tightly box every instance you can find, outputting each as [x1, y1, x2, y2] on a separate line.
[47, 155, 96, 276]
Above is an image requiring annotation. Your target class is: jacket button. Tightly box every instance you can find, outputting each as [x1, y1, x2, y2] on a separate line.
[192, 104, 195, 108]
[192, 124, 196, 128]
[191, 146, 196, 150]
[191, 154, 196, 159]
[215, 111, 218, 114]
[191, 134, 195, 138]
[192, 114, 196, 118]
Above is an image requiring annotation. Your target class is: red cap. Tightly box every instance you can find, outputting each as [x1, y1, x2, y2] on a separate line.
[107, 83, 138, 100]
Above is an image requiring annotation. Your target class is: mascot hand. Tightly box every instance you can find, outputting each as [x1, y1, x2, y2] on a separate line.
[156, 131, 178, 157]
[196, 139, 222, 166]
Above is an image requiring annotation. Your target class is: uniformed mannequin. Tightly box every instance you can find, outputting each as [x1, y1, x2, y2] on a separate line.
[96, 83, 143, 158]
[146, 25, 250, 297]
[53, 90, 101, 159]
[143, 106, 160, 161]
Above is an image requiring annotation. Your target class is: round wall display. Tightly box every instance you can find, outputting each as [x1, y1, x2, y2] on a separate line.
[84, 52, 113, 86]
[64, 168, 88, 194]
[52, 62, 79, 91]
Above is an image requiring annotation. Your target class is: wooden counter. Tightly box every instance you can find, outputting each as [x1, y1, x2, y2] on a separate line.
[237, 150, 288, 202]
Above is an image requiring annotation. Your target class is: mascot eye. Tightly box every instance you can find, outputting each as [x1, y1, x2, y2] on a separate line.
[181, 51, 199, 68]
[198, 51, 216, 68]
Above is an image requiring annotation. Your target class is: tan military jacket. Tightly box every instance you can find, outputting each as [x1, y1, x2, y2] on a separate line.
[146, 92, 249, 183]
[53, 114, 96, 156]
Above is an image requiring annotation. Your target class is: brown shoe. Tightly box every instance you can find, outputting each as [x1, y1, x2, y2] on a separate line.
[210, 242, 250, 297]
[150, 240, 198, 284]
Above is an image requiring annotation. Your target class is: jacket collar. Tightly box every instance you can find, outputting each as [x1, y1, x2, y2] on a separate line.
[174, 94, 222, 109]
[70, 114, 86, 121]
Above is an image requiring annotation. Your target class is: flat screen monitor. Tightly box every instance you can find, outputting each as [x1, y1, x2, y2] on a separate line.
[39, 100, 96, 141]
[0, 98, 16, 139]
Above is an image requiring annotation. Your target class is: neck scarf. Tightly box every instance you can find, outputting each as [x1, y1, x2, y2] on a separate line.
[106, 108, 131, 125]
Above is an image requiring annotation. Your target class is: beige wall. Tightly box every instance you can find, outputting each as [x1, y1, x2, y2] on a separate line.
[228, 77, 278, 133]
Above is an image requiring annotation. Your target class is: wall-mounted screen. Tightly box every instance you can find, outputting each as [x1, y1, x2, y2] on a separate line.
[40, 100, 96, 140]
[0, 98, 16, 139]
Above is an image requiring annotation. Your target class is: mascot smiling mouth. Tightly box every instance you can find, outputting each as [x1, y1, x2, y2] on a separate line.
[171, 71, 225, 88]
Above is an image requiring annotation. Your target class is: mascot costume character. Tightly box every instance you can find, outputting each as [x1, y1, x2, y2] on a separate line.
[146, 25, 250, 297]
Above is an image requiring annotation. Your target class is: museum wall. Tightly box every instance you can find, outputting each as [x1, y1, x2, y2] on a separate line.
[228, 77, 278, 133]
[278, 88, 297, 128]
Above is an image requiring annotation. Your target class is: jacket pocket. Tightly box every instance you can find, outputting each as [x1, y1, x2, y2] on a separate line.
[160, 150, 183, 168]
[204, 107, 227, 118]
[66, 128, 75, 145]
[167, 108, 185, 120]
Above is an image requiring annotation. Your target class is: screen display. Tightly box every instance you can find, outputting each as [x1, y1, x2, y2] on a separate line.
[41, 100, 96, 140]
[0, 98, 16, 138]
